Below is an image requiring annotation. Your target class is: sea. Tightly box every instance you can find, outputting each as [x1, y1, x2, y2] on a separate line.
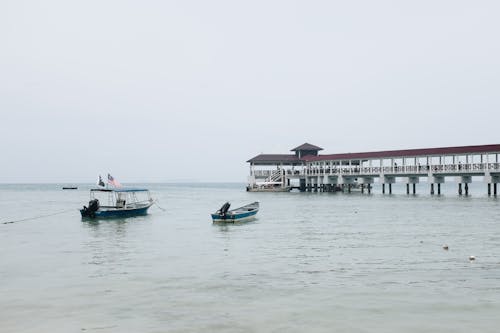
[1, 182, 500, 333]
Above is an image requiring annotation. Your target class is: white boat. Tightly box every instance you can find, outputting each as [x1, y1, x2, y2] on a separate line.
[80, 188, 154, 219]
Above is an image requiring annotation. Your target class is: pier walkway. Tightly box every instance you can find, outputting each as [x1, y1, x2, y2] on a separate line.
[247, 143, 500, 195]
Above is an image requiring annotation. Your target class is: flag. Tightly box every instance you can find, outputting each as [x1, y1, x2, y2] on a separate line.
[98, 175, 105, 187]
[107, 173, 122, 187]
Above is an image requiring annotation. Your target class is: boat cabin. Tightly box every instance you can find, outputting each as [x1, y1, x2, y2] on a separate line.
[89, 188, 152, 209]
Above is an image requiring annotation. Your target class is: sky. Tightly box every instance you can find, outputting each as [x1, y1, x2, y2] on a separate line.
[1, 0, 499, 183]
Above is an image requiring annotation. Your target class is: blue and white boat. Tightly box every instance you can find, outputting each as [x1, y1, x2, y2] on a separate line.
[80, 188, 154, 219]
[211, 201, 259, 223]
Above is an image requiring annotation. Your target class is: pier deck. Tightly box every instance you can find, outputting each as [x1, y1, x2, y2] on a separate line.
[247, 143, 500, 195]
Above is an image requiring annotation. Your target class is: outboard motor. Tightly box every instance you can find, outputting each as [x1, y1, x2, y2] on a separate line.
[81, 199, 100, 218]
[218, 202, 230, 219]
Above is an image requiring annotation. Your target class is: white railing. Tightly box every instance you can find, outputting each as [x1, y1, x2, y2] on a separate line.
[299, 163, 500, 176]
[253, 170, 272, 177]
[252, 163, 500, 178]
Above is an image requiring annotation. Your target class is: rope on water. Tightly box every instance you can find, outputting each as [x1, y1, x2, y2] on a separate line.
[153, 200, 167, 212]
[2, 209, 75, 225]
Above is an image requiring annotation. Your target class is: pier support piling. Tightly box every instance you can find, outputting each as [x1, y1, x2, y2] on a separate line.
[361, 184, 364, 194]
[406, 183, 410, 195]
[465, 183, 469, 196]
[437, 183, 441, 195]
[382, 184, 385, 194]
[494, 183, 498, 196]
[431, 183, 435, 195]
[368, 184, 372, 194]
[488, 183, 491, 196]
[413, 183, 416, 195]
[458, 183, 462, 195]
[389, 183, 392, 194]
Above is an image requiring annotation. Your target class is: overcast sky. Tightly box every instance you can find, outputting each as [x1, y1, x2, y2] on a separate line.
[1, 0, 499, 183]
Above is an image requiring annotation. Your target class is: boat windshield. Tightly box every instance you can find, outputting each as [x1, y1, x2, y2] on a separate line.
[89, 188, 152, 207]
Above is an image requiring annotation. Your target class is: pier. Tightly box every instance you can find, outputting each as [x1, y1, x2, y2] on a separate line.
[247, 143, 500, 195]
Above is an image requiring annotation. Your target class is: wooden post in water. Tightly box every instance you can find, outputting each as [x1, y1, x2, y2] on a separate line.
[488, 183, 491, 196]
[458, 183, 462, 195]
[431, 183, 435, 195]
[437, 183, 441, 195]
[465, 183, 469, 196]
[406, 183, 409, 195]
[389, 183, 392, 194]
[413, 183, 416, 195]
[494, 183, 498, 196]
[382, 184, 385, 194]
[368, 184, 371, 194]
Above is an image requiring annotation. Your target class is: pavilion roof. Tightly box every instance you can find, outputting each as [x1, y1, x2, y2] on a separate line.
[290, 143, 323, 151]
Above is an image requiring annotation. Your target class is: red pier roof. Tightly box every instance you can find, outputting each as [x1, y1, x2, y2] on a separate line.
[248, 144, 500, 164]
[303, 144, 500, 162]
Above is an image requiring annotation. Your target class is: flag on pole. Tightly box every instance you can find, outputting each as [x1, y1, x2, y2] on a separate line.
[98, 175, 105, 187]
[107, 173, 122, 187]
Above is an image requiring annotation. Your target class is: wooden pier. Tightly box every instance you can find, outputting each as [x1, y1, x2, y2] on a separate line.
[247, 143, 500, 195]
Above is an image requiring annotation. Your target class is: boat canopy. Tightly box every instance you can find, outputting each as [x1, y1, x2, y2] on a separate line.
[90, 188, 149, 192]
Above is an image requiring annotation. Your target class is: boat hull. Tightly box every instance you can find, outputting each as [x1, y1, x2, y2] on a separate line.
[211, 209, 258, 223]
[80, 204, 152, 219]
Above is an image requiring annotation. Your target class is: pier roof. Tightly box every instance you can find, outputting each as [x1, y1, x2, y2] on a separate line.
[302, 144, 500, 162]
[247, 154, 301, 164]
[291, 143, 323, 151]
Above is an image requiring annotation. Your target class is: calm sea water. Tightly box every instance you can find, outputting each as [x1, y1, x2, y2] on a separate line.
[1, 183, 500, 333]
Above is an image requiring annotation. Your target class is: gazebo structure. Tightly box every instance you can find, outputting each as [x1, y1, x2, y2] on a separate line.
[246, 143, 500, 195]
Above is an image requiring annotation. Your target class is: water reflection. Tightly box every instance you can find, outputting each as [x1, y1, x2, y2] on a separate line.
[81, 216, 151, 278]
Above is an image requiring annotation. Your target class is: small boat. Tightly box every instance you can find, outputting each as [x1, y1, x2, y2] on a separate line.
[211, 201, 259, 223]
[62, 186, 78, 190]
[80, 188, 154, 219]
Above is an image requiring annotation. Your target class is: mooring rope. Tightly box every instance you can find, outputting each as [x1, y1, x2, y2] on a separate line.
[153, 200, 167, 212]
[2, 209, 75, 225]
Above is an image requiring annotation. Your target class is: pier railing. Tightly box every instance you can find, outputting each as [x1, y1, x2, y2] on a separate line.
[301, 163, 500, 177]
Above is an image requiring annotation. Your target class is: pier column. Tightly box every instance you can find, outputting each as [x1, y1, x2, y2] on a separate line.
[299, 178, 306, 192]
[494, 183, 497, 196]
[383, 176, 395, 195]
[406, 177, 419, 195]
[430, 176, 444, 196]
[348, 184, 352, 193]
[457, 176, 471, 196]
[368, 184, 372, 194]
[488, 183, 491, 196]
[361, 184, 365, 194]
